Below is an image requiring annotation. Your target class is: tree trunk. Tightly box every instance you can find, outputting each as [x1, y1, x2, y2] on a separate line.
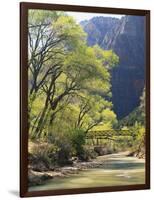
[31, 104, 49, 139]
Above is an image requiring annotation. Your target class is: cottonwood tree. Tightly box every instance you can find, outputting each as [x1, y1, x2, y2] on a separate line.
[28, 10, 86, 106]
[28, 10, 86, 138]
[28, 10, 119, 139]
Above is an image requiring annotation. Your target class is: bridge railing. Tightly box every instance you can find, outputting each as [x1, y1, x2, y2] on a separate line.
[86, 129, 135, 139]
[85, 130, 136, 146]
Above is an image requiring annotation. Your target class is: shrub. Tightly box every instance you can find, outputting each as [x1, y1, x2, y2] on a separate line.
[94, 144, 117, 156]
[69, 128, 86, 159]
[46, 131, 74, 166]
[55, 137, 73, 166]
[29, 142, 59, 171]
[79, 147, 98, 161]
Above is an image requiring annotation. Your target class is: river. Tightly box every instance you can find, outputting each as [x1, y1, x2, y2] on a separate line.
[29, 152, 145, 191]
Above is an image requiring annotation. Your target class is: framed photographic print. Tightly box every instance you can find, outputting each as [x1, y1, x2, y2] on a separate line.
[20, 2, 150, 197]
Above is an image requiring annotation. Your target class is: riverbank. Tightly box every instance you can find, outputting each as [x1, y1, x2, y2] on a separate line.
[28, 154, 106, 186]
[28, 151, 144, 186]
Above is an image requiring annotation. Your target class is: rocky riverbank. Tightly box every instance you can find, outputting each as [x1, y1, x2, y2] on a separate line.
[28, 151, 145, 186]
[28, 156, 106, 186]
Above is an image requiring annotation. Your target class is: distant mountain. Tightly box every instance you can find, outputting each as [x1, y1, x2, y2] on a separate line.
[80, 17, 119, 47]
[81, 15, 145, 119]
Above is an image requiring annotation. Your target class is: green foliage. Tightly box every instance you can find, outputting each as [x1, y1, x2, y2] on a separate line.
[131, 122, 145, 150]
[52, 15, 87, 48]
[28, 9, 61, 25]
[93, 45, 119, 69]
[46, 129, 74, 166]
[79, 147, 98, 161]
[30, 142, 60, 168]
[28, 9, 118, 140]
[70, 128, 86, 158]
[28, 10, 121, 166]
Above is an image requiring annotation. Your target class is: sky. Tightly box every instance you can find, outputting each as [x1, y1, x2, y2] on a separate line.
[67, 11, 124, 23]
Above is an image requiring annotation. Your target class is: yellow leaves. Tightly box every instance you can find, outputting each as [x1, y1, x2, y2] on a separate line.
[28, 9, 60, 25]
[52, 15, 86, 40]
[91, 122, 112, 131]
[92, 45, 119, 69]
[28, 10, 120, 138]
[63, 45, 111, 93]
[53, 15, 74, 32]
[32, 99, 43, 114]
[136, 124, 145, 140]
[101, 108, 117, 125]
[86, 78, 110, 94]
[55, 73, 67, 86]
[93, 45, 104, 59]
[121, 126, 129, 131]
[85, 46, 96, 58]
[102, 49, 119, 68]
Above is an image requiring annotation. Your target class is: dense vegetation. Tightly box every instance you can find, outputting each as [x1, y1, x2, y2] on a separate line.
[28, 10, 145, 173]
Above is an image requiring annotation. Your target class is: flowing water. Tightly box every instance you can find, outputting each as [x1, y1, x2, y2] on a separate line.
[29, 152, 145, 191]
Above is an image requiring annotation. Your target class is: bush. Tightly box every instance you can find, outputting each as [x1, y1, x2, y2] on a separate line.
[47, 132, 74, 166]
[55, 137, 73, 166]
[79, 147, 98, 161]
[94, 145, 117, 156]
[29, 142, 59, 171]
[69, 128, 86, 159]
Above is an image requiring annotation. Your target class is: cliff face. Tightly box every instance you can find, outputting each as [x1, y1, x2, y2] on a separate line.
[81, 15, 145, 119]
[80, 17, 119, 47]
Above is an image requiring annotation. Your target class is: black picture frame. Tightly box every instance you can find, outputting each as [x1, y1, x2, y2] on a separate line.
[20, 2, 150, 197]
